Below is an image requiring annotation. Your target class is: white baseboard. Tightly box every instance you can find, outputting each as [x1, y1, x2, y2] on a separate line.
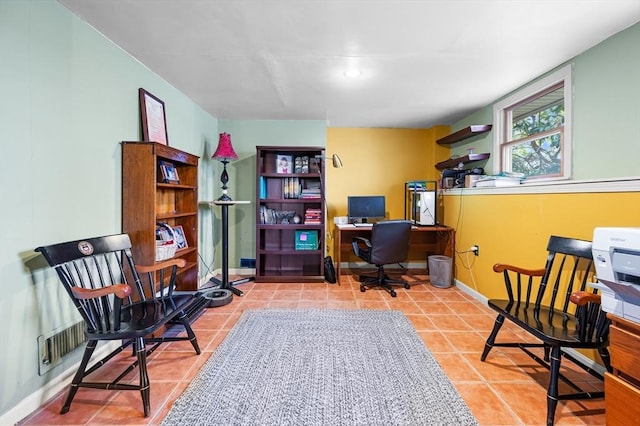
[1, 341, 121, 426]
[454, 279, 606, 376]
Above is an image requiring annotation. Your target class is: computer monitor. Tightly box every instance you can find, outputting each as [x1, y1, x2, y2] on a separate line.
[347, 195, 386, 223]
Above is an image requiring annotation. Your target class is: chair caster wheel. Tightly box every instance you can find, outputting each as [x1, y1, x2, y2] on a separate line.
[404, 283, 410, 289]
[390, 290, 397, 297]
[360, 286, 366, 292]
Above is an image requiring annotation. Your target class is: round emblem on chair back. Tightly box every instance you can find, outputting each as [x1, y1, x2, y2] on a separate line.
[77, 241, 94, 256]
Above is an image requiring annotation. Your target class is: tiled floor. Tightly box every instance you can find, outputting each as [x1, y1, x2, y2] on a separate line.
[19, 272, 606, 425]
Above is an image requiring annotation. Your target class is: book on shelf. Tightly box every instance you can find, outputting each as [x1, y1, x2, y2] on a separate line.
[259, 176, 267, 199]
[304, 208, 322, 224]
[282, 177, 302, 199]
[295, 230, 319, 250]
[301, 187, 321, 199]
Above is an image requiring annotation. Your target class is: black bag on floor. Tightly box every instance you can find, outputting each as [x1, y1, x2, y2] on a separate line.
[324, 256, 337, 284]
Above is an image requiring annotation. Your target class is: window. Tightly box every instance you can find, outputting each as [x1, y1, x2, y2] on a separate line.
[493, 65, 572, 182]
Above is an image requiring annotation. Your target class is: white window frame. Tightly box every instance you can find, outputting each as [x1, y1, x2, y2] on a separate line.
[493, 64, 573, 182]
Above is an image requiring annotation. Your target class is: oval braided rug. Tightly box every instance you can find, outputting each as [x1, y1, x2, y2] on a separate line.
[162, 309, 477, 426]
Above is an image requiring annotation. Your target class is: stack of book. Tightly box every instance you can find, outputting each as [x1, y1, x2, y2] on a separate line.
[301, 180, 321, 198]
[304, 208, 322, 224]
[300, 187, 321, 199]
[475, 172, 525, 188]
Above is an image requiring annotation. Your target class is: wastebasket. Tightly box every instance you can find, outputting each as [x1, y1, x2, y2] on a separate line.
[428, 255, 453, 288]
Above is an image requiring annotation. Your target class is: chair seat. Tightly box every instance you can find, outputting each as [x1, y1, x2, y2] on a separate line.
[488, 298, 606, 348]
[89, 293, 198, 340]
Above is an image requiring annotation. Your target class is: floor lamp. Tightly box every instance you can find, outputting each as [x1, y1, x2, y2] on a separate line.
[209, 133, 252, 296]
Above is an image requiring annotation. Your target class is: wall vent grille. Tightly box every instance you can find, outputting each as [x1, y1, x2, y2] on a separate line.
[37, 321, 86, 375]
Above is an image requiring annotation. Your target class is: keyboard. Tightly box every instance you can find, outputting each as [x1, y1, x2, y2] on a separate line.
[353, 223, 373, 227]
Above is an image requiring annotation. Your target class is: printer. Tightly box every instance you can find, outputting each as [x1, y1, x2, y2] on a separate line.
[592, 227, 640, 323]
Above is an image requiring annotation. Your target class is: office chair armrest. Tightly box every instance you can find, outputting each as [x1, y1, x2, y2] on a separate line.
[569, 291, 601, 306]
[71, 284, 132, 300]
[493, 263, 546, 276]
[135, 258, 187, 273]
[352, 236, 371, 246]
[352, 236, 372, 257]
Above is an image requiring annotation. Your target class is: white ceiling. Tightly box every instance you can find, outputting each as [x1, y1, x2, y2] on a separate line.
[59, 0, 640, 129]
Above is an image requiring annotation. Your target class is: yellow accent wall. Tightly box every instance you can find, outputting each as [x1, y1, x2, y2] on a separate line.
[325, 126, 450, 256]
[444, 191, 640, 298]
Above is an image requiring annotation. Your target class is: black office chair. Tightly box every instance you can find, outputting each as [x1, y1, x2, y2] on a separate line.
[351, 220, 412, 297]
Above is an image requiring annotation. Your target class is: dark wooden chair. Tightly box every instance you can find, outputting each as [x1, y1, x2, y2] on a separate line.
[481, 235, 611, 425]
[36, 234, 203, 417]
[351, 220, 412, 297]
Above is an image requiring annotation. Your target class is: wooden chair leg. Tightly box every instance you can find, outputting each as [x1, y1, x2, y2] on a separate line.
[481, 314, 504, 361]
[178, 312, 201, 354]
[61, 340, 97, 414]
[134, 337, 151, 417]
[546, 345, 562, 426]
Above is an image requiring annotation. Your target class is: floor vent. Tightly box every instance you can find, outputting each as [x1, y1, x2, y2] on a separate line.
[37, 321, 86, 375]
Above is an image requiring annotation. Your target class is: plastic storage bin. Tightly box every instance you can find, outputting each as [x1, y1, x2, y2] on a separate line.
[428, 255, 452, 288]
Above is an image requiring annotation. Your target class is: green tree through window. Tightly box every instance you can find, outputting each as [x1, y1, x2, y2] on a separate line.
[510, 103, 564, 176]
[494, 65, 571, 182]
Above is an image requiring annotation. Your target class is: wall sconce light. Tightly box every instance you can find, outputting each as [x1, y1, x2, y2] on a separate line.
[314, 153, 343, 168]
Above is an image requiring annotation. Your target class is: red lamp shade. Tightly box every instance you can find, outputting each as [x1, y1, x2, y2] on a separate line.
[212, 132, 238, 161]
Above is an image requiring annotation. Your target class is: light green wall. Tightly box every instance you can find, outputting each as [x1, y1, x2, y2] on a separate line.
[449, 22, 640, 180]
[572, 23, 640, 179]
[0, 1, 220, 417]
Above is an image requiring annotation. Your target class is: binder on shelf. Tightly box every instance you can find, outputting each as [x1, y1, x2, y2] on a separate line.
[259, 176, 267, 199]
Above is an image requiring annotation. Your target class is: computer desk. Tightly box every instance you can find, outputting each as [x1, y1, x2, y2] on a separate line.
[333, 223, 455, 280]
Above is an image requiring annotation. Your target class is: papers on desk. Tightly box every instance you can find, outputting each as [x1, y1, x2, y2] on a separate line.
[337, 223, 373, 229]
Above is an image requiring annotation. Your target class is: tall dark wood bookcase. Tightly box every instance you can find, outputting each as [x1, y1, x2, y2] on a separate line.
[255, 146, 325, 282]
[121, 142, 199, 291]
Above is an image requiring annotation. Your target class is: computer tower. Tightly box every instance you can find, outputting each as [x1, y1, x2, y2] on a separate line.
[410, 190, 436, 226]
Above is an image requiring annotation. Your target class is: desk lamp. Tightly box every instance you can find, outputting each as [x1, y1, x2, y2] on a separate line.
[212, 132, 238, 201]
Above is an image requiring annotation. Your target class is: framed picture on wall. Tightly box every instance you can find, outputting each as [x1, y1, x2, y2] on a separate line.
[139, 88, 169, 145]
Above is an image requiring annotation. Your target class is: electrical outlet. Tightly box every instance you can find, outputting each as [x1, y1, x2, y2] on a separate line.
[471, 245, 479, 256]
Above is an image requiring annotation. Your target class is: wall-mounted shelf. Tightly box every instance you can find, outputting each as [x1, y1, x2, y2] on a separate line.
[436, 125, 492, 145]
[435, 153, 490, 170]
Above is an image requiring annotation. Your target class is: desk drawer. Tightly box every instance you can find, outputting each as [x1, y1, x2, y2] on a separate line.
[605, 373, 640, 425]
[610, 324, 640, 381]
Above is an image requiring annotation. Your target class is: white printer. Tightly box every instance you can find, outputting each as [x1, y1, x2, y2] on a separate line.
[592, 227, 640, 322]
